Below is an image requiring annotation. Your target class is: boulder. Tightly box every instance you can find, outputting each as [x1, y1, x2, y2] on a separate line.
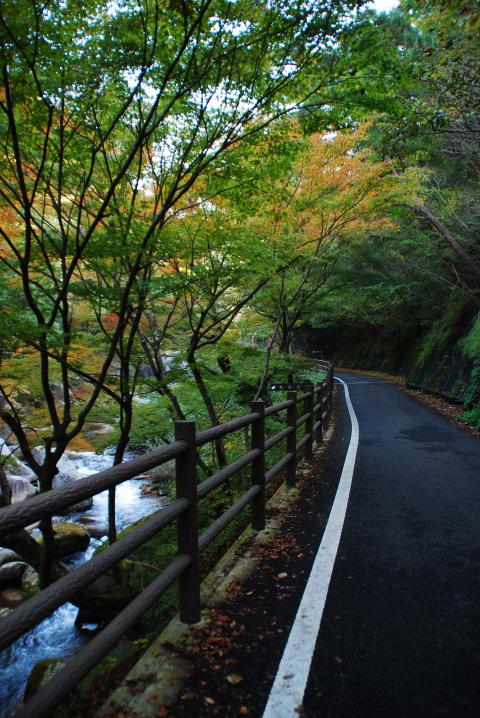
[0, 548, 21, 567]
[12, 389, 36, 408]
[7, 460, 35, 480]
[8, 476, 36, 503]
[142, 482, 169, 497]
[24, 659, 67, 702]
[83, 422, 115, 437]
[53, 471, 79, 488]
[45, 523, 91, 558]
[49, 382, 68, 403]
[22, 566, 40, 598]
[0, 587, 23, 607]
[54, 497, 94, 515]
[31, 445, 45, 464]
[78, 514, 108, 539]
[150, 459, 175, 488]
[73, 568, 137, 627]
[0, 425, 12, 440]
[81, 422, 115, 450]
[0, 561, 28, 587]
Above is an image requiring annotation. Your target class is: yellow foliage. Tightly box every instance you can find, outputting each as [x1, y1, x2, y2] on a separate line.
[66, 435, 95, 452]
[250, 121, 425, 259]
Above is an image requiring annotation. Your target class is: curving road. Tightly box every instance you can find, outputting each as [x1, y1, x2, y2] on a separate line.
[112, 369, 480, 718]
[299, 371, 480, 717]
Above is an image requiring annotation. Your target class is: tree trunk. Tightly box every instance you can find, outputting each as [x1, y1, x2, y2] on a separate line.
[142, 343, 213, 476]
[38, 457, 60, 587]
[0, 529, 43, 570]
[413, 204, 480, 277]
[0, 464, 12, 506]
[188, 357, 227, 468]
[254, 313, 282, 400]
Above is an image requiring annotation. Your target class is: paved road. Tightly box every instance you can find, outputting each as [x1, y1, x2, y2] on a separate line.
[302, 372, 480, 717]
[129, 371, 480, 718]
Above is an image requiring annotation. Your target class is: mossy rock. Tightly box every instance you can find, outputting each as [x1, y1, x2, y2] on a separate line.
[73, 568, 138, 627]
[150, 460, 175, 488]
[22, 566, 40, 598]
[0, 561, 28, 587]
[24, 659, 67, 701]
[37, 523, 91, 558]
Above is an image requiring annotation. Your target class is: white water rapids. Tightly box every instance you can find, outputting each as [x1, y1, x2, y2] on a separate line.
[0, 448, 167, 717]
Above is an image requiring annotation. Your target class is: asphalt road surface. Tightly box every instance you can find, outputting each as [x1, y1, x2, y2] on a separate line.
[160, 371, 480, 718]
[300, 371, 480, 717]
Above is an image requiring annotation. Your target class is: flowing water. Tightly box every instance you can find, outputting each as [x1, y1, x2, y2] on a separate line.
[0, 449, 166, 716]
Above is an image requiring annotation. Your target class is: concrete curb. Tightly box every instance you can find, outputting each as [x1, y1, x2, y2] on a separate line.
[97, 429, 333, 718]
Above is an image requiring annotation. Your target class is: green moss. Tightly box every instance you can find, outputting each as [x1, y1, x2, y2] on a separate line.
[300, 369, 326, 383]
[460, 404, 480, 428]
[460, 312, 480, 360]
[414, 326, 441, 368]
[459, 359, 480, 428]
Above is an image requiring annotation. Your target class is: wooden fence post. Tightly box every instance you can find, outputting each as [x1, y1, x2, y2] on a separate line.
[322, 381, 329, 431]
[175, 420, 201, 624]
[303, 380, 314, 460]
[250, 400, 265, 530]
[286, 390, 297, 486]
[327, 365, 334, 425]
[314, 382, 323, 445]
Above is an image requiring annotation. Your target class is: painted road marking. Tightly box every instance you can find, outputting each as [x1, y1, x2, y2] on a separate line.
[344, 380, 394, 385]
[262, 376, 359, 718]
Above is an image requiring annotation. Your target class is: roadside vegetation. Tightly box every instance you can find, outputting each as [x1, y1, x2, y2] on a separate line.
[300, 1, 480, 423]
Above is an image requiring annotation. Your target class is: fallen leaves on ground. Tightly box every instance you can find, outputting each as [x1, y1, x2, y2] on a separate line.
[167, 443, 338, 717]
[226, 674, 243, 685]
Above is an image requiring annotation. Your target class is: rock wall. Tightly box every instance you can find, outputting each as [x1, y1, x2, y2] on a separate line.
[297, 308, 479, 406]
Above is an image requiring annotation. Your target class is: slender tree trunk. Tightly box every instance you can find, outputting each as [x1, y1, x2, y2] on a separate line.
[0, 464, 12, 506]
[38, 519, 56, 587]
[188, 357, 227, 468]
[38, 455, 60, 587]
[254, 313, 282, 401]
[162, 383, 186, 420]
[413, 204, 480, 277]
[108, 397, 133, 544]
[278, 336, 292, 354]
[142, 342, 212, 476]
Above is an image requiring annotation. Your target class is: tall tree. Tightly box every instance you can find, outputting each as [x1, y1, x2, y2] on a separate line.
[0, 0, 369, 579]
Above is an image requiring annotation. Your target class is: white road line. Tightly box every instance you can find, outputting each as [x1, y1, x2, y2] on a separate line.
[344, 380, 394, 385]
[262, 376, 359, 718]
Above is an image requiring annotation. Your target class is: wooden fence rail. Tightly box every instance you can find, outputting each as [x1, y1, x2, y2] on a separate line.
[0, 362, 334, 718]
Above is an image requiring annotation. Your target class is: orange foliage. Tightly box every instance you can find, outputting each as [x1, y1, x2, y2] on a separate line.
[250, 122, 422, 259]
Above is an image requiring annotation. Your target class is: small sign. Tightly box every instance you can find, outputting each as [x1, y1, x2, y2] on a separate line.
[270, 383, 304, 391]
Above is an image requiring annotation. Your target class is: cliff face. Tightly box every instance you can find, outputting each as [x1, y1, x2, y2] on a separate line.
[297, 308, 480, 420]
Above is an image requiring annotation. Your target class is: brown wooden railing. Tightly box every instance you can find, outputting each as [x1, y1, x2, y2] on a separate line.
[0, 362, 334, 718]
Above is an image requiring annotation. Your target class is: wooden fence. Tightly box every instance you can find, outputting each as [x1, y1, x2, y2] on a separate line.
[0, 362, 334, 718]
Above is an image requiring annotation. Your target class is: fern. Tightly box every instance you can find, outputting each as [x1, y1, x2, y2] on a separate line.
[460, 313, 480, 360]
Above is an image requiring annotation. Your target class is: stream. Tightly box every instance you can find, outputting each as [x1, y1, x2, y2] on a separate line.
[0, 448, 167, 717]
